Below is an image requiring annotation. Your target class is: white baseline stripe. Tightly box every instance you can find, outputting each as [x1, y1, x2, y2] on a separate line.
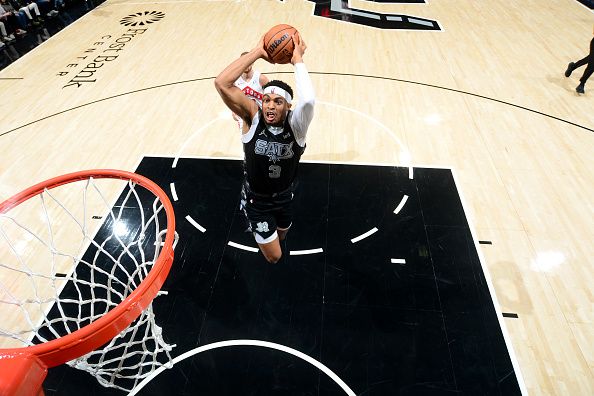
[128, 339, 356, 396]
[393, 195, 409, 214]
[169, 182, 178, 201]
[391, 258, 406, 264]
[290, 248, 324, 256]
[228, 241, 259, 252]
[351, 227, 378, 243]
[185, 215, 206, 233]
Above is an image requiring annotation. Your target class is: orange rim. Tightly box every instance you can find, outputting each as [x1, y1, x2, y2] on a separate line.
[0, 169, 175, 368]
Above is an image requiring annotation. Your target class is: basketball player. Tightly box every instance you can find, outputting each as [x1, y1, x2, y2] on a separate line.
[564, 25, 594, 94]
[215, 33, 314, 264]
[234, 51, 269, 107]
[232, 52, 269, 130]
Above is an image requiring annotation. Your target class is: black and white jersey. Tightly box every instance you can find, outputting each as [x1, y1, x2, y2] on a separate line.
[240, 63, 315, 195]
[243, 109, 305, 195]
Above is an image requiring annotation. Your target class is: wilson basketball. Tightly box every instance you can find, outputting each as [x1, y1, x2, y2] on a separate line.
[264, 24, 298, 64]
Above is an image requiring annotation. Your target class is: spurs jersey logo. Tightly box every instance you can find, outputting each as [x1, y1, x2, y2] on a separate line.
[255, 222, 269, 233]
[255, 139, 294, 163]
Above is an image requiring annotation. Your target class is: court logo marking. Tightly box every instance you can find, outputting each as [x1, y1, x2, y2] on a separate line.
[120, 10, 165, 26]
[57, 10, 164, 87]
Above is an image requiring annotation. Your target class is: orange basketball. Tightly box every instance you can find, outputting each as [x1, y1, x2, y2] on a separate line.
[263, 24, 298, 64]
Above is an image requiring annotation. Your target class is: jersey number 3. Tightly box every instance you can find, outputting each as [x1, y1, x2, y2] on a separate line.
[269, 165, 281, 179]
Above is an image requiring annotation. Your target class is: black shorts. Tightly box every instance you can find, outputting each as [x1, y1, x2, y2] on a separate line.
[240, 183, 294, 244]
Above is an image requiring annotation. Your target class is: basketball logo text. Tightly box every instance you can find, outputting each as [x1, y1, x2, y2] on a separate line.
[267, 33, 289, 53]
[255, 140, 294, 163]
[58, 11, 165, 88]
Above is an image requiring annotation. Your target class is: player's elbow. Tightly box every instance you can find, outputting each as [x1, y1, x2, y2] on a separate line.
[303, 99, 315, 111]
[214, 74, 233, 92]
[214, 76, 225, 93]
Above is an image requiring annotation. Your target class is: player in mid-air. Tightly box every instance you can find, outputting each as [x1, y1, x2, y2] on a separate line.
[215, 33, 314, 264]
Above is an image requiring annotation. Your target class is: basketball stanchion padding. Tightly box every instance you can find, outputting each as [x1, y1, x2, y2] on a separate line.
[0, 169, 177, 395]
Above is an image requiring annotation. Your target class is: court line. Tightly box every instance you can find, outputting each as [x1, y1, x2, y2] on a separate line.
[185, 215, 205, 233]
[393, 195, 409, 214]
[290, 247, 324, 255]
[2, 73, 592, 138]
[127, 339, 357, 396]
[172, 115, 229, 168]
[227, 241, 258, 252]
[573, 0, 594, 12]
[317, 100, 414, 179]
[350, 227, 378, 243]
[305, 71, 594, 133]
[169, 182, 178, 201]
[450, 168, 528, 395]
[0, 77, 214, 137]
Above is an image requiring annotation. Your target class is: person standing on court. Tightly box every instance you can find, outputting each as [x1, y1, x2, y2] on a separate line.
[564, 24, 594, 94]
[214, 32, 314, 264]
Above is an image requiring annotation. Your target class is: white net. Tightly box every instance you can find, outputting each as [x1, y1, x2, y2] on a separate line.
[0, 175, 176, 392]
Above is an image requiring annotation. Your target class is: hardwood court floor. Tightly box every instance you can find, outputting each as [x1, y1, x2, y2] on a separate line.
[0, 0, 593, 395]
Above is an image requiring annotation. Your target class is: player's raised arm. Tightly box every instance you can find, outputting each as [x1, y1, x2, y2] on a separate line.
[289, 34, 315, 146]
[215, 39, 271, 125]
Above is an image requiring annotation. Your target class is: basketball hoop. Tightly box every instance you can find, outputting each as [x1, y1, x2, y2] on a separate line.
[0, 169, 177, 394]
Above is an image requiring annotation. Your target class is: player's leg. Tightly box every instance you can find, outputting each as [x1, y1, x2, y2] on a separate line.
[241, 186, 282, 263]
[577, 60, 593, 94]
[577, 40, 594, 93]
[580, 62, 593, 84]
[277, 226, 290, 241]
[275, 190, 294, 242]
[254, 195, 292, 262]
[257, 235, 282, 264]
[576, 65, 592, 94]
[568, 38, 594, 80]
[566, 56, 587, 77]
